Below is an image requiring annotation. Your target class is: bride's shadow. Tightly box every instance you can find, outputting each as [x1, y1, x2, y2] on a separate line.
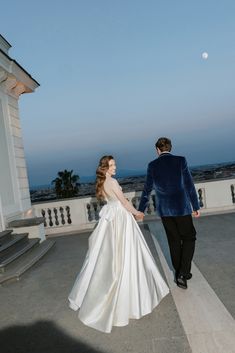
[0, 320, 105, 353]
[142, 222, 174, 273]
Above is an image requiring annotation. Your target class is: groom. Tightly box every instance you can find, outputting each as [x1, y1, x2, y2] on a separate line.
[138, 137, 200, 289]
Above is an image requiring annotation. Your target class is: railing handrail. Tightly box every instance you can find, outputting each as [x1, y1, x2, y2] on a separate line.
[0, 195, 5, 231]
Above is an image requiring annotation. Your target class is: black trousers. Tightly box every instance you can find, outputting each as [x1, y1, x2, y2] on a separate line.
[161, 215, 196, 276]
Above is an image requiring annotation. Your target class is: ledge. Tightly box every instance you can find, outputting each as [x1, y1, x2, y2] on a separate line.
[8, 217, 45, 228]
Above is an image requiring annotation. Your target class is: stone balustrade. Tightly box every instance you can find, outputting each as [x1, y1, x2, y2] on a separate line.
[32, 178, 235, 235]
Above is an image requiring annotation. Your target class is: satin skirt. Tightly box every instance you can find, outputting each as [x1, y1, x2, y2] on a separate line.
[68, 201, 169, 333]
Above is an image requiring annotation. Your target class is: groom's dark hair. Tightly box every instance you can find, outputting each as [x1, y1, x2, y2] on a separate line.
[155, 137, 172, 152]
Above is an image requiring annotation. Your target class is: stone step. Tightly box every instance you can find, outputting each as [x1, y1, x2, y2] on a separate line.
[8, 217, 44, 228]
[0, 239, 55, 284]
[0, 238, 40, 272]
[0, 230, 13, 245]
[0, 233, 28, 260]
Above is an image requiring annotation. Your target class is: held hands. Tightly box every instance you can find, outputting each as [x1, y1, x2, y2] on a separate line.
[192, 210, 200, 218]
[135, 211, 145, 221]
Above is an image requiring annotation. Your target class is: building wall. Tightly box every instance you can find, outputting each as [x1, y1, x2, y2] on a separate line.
[7, 95, 31, 213]
[0, 86, 31, 220]
[0, 96, 15, 208]
[0, 35, 39, 225]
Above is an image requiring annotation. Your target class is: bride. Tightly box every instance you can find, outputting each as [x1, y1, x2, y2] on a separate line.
[68, 155, 169, 333]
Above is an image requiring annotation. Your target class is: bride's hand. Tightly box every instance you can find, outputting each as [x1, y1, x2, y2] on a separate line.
[135, 212, 145, 221]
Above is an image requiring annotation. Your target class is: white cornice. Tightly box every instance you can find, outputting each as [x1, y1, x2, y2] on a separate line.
[10, 61, 39, 92]
[0, 67, 8, 83]
[0, 35, 11, 54]
[0, 67, 33, 98]
[0, 50, 39, 97]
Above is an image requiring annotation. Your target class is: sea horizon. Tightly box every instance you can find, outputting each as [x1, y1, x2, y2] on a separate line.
[30, 169, 146, 190]
[29, 160, 235, 191]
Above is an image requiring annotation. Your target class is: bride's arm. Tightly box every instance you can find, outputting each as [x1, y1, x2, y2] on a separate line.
[111, 179, 143, 216]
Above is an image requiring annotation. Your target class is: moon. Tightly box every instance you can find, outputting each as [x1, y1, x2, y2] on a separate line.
[202, 52, 208, 60]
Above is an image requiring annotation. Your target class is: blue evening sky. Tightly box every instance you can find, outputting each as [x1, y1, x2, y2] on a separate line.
[1, 0, 235, 186]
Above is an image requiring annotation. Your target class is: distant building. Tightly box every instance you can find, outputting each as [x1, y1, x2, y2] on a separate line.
[0, 34, 39, 230]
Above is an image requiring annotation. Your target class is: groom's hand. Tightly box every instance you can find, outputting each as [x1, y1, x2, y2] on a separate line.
[135, 212, 145, 221]
[192, 210, 200, 218]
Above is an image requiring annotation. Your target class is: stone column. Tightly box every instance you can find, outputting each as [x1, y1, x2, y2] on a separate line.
[0, 35, 39, 224]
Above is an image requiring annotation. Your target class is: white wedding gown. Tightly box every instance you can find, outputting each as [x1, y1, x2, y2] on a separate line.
[68, 176, 169, 333]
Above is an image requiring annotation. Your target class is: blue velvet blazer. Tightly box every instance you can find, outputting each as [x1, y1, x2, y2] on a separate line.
[138, 153, 200, 217]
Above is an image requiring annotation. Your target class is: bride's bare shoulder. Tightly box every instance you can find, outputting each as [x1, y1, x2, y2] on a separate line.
[111, 177, 118, 183]
[105, 177, 119, 188]
[105, 176, 117, 183]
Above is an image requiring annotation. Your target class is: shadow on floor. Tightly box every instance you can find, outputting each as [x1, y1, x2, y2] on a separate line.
[0, 320, 105, 353]
[143, 222, 174, 273]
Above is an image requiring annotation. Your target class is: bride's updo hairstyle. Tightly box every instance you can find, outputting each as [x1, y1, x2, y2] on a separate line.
[96, 155, 114, 200]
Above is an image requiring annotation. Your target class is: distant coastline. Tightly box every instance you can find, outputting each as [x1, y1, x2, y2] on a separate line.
[30, 161, 235, 203]
[30, 160, 235, 190]
[30, 168, 146, 190]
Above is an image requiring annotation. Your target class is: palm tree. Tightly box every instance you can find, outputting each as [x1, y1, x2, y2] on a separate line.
[52, 169, 80, 198]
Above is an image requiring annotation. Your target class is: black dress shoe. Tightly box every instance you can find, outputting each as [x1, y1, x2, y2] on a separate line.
[174, 270, 179, 283]
[176, 275, 187, 289]
[175, 271, 192, 281]
[185, 273, 192, 280]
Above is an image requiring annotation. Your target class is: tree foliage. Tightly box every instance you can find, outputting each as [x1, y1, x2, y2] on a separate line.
[52, 169, 80, 198]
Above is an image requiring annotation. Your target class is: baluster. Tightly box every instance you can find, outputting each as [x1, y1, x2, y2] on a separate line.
[148, 196, 155, 214]
[151, 195, 156, 212]
[54, 208, 59, 226]
[92, 202, 99, 221]
[131, 196, 139, 209]
[137, 196, 141, 207]
[47, 208, 53, 227]
[198, 189, 204, 208]
[59, 207, 66, 225]
[231, 185, 235, 204]
[99, 200, 106, 211]
[146, 203, 152, 215]
[66, 206, 72, 224]
[87, 203, 93, 222]
[131, 197, 136, 209]
[41, 209, 47, 227]
[96, 202, 102, 218]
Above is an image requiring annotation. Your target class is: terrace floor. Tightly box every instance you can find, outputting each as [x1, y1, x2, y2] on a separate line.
[0, 212, 235, 353]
